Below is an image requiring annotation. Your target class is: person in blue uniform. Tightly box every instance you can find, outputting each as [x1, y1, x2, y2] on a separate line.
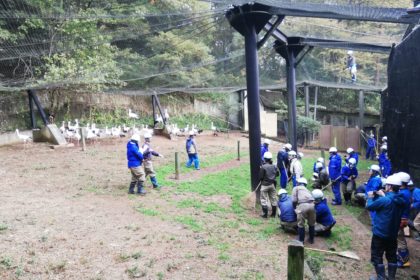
[340, 158, 358, 205]
[345, 147, 359, 166]
[260, 139, 270, 162]
[126, 134, 146, 195]
[365, 165, 384, 225]
[277, 143, 291, 189]
[328, 147, 342, 205]
[312, 189, 336, 237]
[366, 133, 377, 160]
[277, 189, 297, 233]
[378, 145, 392, 178]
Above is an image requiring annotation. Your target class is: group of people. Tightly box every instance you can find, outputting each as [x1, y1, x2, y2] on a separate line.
[126, 131, 200, 195]
[258, 139, 419, 280]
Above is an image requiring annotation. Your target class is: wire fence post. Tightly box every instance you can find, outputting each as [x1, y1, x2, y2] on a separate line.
[237, 140, 240, 161]
[80, 127, 86, 151]
[287, 240, 304, 280]
[175, 152, 179, 180]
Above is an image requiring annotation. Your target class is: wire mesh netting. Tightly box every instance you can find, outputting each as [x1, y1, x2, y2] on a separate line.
[0, 0, 417, 95]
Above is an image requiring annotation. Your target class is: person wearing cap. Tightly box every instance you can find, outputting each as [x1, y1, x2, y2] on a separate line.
[366, 134, 377, 161]
[313, 157, 325, 173]
[366, 174, 405, 280]
[381, 136, 388, 147]
[395, 172, 412, 268]
[292, 177, 316, 244]
[126, 134, 146, 195]
[277, 189, 298, 233]
[340, 158, 358, 205]
[260, 139, 270, 162]
[289, 151, 303, 188]
[345, 147, 359, 166]
[277, 143, 292, 189]
[365, 165, 383, 224]
[328, 147, 342, 205]
[186, 131, 200, 170]
[312, 162, 329, 190]
[346, 50, 357, 83]
[259, 152, 279, 218]
[142, 133, 164, 189]
[378, 145, 392, 178]
[312, 189, 336, 237]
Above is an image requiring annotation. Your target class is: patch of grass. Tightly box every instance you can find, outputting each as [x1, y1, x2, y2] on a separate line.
[135, 206, 159, 217]
[241, 271, 265, 280]
[218, 253, 230, 261]
[176, 199, 203, 209]
[344, 204, 364, 217]
[126, 265, 146, 278]
[174, 216, 203, 232]
[0, 223, 8, 231]
[116, 253, 131, 263]
[305, 251, 325, 279]
[245, 218, 263, 226]
[15, 266, 24, 277]
[256, 223, 278, 240]
[48, 261, 67, 274]
[157, 272, 164, 280]
[0, 256, 13, 269]
[131, 252, 142, 260]
[204, 202, 228, 213]
[325, 225, 352, 250]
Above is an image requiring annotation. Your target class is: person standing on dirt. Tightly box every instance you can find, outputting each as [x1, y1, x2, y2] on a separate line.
[328, 147, 342, 205]
[186, 131, 200, 170]
[142, 133, 164, 189]
[312, 162, 329, 190]
[259, 152, 279, 219]
[261, 139, 270, 162]
[365, 165, 384, 225]
[340, 158, 358, 205]
[289, 151, 303, 187]
[312, 189, 336, 237]
[378, 145, 392, 178]
[292, 178, 316, 244]
[366, 134, 377, 160]
[277, 189, 297, 233]
[395, 172, 412, 268]
[127, 134, 146, 195]
[277, 143, 292, 189]
[366, 174, 405, 280]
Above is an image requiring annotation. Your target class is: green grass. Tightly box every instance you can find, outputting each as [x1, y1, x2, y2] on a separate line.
[176, 199, 228, 214]
[135, 206, 159, 217]
[0, 223, 8, 231]
[325, 225, 353, 250]
[305, 251, 325, 279]
[174, 216, 203, 232]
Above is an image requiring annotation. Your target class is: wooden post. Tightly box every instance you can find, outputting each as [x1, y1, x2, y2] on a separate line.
[321, 149, 325, 163]
[313, 86, 319, 141]
[359, 90, 364, 130]
[287, 240, 304, 280]
[80, 128, 86, 151]
[237, 140, 240, 161]
[175, 152, 179, 180]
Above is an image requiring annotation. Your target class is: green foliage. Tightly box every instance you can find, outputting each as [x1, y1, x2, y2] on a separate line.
[174, 216, 203, 232]
[135, 206, 159, 217]
[325, 225, 353, 250]
[297, 116, 321, 135]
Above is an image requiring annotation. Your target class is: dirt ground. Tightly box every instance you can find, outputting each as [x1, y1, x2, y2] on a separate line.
[0, 132, 418, 280]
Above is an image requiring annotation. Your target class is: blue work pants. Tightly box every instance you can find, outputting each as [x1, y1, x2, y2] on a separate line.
[280, 169, 287, 189]
[186, 153, 200, 170]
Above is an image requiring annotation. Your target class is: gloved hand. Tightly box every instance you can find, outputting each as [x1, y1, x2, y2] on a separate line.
[159, 154, 164, 158]
[400, 218, 408, 229]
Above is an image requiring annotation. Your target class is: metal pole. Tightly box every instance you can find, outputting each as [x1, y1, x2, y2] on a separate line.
[314, 86, 318, 121]
[237, 140, 240, 161]
[287, 48, 298, 152]
[175, 152, 179, 180]
[244, 23, 262, 192]
[28, 89, 48, 125]
[27, 90, 36, 129]
[80, 128, 86, 151]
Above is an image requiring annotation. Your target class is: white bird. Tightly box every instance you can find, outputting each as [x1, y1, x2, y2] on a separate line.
[91, 123, 99, 135]
[59, 121, 65, 134]
[211, 122, 218, 136]
[155, 113, 163, 123]
[164, 108, 170, 121]
[122, 124, 130, 133]
[86, 127, 97, 143]
[128, 109, 139, 119]
[74, 129, 81, 145]
[15, 129, 32, 144]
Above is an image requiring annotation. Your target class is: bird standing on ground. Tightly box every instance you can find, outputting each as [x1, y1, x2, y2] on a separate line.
[15, 129, 32, 144]
[128, 109, 139, 119]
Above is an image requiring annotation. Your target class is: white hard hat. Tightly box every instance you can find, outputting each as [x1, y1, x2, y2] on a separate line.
[297, 177, 308, 185]
[298, 152, 304, 159]
[347, 50, 354, 55]
[408, 180, 414, 186]
[189, 131, 195, 136]
[131, 134, 140, 142]
[317, 157, 324, 163]
[312, 189, 324, 200]
[369, 164, 381, 172]
[263, 152, 273, 159]
[312, 172, 319, 178]
[329, 147, 338, 153]
[380, 145, 387, 151]
[315, 162, 323, 169]
[397, 172, 411, 184]
[386, 175, 402, 186]
[144, 132, 152, 139]
[288, 150, 297, 157]
[284, 143, 292, 150]
[346, 147, 354, 154]
[278, 189, 288, 196]
[263, 138, 271, 145]
[382, 136, 388, 141]
[348, 158, 357, 165]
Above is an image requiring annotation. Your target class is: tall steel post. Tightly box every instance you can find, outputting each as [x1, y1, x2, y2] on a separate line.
[27, 90, 36, 129]
[244, 23, 262, 192]
[286, 49, 298, 152]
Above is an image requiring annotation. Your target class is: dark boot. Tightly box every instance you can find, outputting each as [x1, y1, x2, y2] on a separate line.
[369, 264, 386, 280]
[260, 206, 268, 218]
[387, 263, 398, 280]
[151, 177, 160, 189]
[128, 182, 136, 194]
[137, 182, 146, 196]
[298, 227, 305, 243]
[271, 206, 277, 218]
[308, 226, 315, 244]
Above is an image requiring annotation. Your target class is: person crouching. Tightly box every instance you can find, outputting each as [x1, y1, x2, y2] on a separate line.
[312, 189, 336, 237]
[259, 152, 279, 218]
[292, 177, 316, 244]
[277, 189, 298, 233]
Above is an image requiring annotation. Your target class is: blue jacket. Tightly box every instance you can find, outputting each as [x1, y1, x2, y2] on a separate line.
[278, 194, 297, 223]
[315, 199, 336, 227]
[328, 154, 342, 180]
[413, 188, 420, 210]
[345, 152, 359, 166]
[277, 150, 289, 170]
[313, 162, 326, 173]
[127, 140, 143, 168]
[399, 188, 412, 219]
[378, 152, 392, 177]
[367, 137, 376, 148]
[261, 144, 269, 162]
[186, 138, 197, 154]
[365, 174, 382, 195]
[340, 164, 358, 183]
[366, 192, 405, 239]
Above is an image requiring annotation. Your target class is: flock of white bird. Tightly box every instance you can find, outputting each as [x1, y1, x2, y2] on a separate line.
[14, 109, 223, 146]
